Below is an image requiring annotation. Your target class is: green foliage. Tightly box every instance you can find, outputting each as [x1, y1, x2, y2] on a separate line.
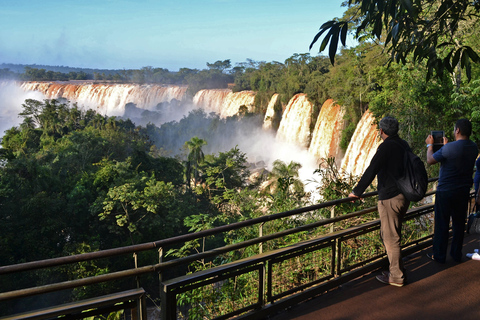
[312, 157, 376, 221]
[262, 160, 308, 213]
[21, 66, 89, 81]
[100, 176, 174, 236]
[62, 242, 111, 301]
[451, 78, 480, 143]
[233, 54, 332, 114]
[201, 147, 250, 206]
[366, 60, 457, 157]
[0, 99, 187, 265]
[184, 136, 207, 189]
[311, 0, 480, 81]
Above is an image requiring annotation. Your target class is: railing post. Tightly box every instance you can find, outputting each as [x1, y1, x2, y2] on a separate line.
[259, 222, 266, 307]
[330, 206, 335, 233]
[335, 238, 341, 277]
[158, 247, 163, 300]
[259, 222, 264, 254]
[133, 252, 139, 288]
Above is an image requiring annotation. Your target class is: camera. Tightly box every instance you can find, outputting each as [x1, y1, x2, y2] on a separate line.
[431, 131, 444, 152]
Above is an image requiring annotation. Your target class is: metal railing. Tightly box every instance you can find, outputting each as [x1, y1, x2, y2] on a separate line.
[0, 177, 476, 319]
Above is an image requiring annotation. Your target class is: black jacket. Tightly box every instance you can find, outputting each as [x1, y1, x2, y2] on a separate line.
[352, 135, 410, 200]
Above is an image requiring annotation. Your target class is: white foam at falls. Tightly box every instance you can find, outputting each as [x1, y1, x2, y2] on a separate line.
[340, 110, 381, 177]
[0, 81, 46, 135]
[262, 93, 279, 131]
[240, 126, 320, 198]
[276, 94, 312, 148]
[192, 89, 256, 118]
[308, 99, 345, 165]
[20, 82, 187, 116]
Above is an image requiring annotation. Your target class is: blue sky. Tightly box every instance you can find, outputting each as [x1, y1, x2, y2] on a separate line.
[0, 0, 351, 71]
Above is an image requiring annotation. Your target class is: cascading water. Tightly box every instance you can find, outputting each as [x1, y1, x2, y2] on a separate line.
[308, 99, 345, 165]
[262, 93, 279, 131]
[20, 82, 188, 116]
[193, 89, 256, 118]
[192, 89, 231, 115]
[340, 110, 380, 177]
[18, 81, 383, 189]
[275, 94, 312, 148]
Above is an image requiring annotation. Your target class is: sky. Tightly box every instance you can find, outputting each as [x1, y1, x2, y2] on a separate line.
[0, 0, 352, 71]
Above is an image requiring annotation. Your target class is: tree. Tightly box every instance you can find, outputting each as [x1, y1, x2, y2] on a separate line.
[99, 174, 176, 244]
[311, 0, 480, 80]
[262, 160, 306, 212]
[269, 160, 304, 196]
[206, 59, 232, 72]
[185, 136, 207, 189]
[201, 147, 250, 207]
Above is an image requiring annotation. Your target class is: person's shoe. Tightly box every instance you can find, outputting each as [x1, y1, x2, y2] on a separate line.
[376, 273, 404, 287]
[382, 271, 408, 283]
[426, 253, 445, 263]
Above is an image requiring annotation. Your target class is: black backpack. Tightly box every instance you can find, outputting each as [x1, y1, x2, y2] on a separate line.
[391, 140, 428, 202]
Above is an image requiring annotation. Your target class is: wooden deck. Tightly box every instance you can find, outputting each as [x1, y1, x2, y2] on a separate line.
[271, 233, 480, 320]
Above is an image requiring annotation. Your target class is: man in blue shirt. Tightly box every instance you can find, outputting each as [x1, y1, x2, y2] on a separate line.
[425, 119, 478, 263]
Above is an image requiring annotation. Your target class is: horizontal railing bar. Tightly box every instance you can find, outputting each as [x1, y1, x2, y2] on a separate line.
[0, 207, 382, 302]
[0, 193, 379, 275]
[0, 198, 438, 302]
[0, 265, 156, 302]
[0, 178, 443, 311]
[0, 177, 440, 276]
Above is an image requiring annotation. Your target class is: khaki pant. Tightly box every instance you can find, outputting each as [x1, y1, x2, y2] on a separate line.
[378, 193, 410, 283]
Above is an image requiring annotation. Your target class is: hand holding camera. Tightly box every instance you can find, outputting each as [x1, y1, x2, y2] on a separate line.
[426, 131, 447, 152]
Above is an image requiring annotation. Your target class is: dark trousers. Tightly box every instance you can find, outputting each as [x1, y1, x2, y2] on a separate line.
[433, 187, 470, 262]
[378, 193, 410, 283]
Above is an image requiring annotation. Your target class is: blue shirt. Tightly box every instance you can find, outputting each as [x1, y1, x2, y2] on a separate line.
[433, 139, 478, 191]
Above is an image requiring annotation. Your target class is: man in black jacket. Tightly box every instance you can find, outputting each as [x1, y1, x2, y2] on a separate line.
[348, 116, 410, 287]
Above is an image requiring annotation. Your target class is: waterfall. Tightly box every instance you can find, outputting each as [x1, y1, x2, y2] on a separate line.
[192, 89, 231, 115]
[20, 82, 188, 116]
[262, 93, 279, 131]
[18, 81, 383, 180]
[193, 89, 256, 118]
[275, 94, 312, 148]
[340, 110, 380, 177]
[308, 99, 345, 164]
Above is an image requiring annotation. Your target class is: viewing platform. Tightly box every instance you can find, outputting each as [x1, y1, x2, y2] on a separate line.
[272, 233, 480, 320]
[1, 186, 477, 320]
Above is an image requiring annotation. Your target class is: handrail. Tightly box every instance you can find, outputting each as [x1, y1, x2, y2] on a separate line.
[0, 203, 383, 302]
[0, 190, 384, 275]
[1, 177, 445, 319]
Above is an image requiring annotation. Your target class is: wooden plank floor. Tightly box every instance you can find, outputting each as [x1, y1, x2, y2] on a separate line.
[271, 233, 480, 320]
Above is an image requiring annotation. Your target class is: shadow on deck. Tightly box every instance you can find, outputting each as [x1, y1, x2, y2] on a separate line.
[271, 233, 480, 320]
